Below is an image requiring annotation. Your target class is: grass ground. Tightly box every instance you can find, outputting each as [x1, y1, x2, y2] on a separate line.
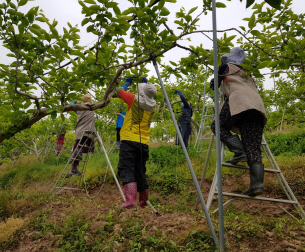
[1, 134, 305, 251]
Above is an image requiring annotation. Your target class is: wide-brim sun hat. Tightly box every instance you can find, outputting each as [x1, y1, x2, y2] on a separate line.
[221, 47, 247, 66]
[135, 83, 157, 112]
[81, 94, 93, 105]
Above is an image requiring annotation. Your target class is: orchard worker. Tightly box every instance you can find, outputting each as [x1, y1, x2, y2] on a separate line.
[116, 76, 157, 209]
[115, 109, 126, 150]
[69, 94, 96, 175]
[210, 47, 267, 196]
[56, 124, 67, 156]
[173, 89, 193, 149]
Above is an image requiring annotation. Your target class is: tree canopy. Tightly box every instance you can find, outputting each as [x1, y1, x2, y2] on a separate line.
[0, 0, 303, 146]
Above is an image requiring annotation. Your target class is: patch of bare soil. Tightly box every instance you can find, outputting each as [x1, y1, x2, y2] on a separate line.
[5, 172, 305, 252]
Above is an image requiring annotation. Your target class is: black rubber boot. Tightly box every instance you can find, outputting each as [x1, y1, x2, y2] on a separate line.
[243, 162, 264, 196]
[223, 135, 247, 164]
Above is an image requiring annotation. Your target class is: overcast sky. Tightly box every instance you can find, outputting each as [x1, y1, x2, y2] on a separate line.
[1, 0, 304, 90]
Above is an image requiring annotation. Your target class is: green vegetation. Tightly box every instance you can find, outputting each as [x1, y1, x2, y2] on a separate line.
[1, 128, 305, 251]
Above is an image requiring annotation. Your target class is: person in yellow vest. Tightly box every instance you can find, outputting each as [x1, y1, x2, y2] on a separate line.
[116, 77, 157, 209]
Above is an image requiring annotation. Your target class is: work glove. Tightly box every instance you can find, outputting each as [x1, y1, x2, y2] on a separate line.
[120, 77, 133, 91]
[210, 76, 225, 91]
[173, 88, 182, 96]
[71, 100, 77, 105]
[209, 78, 215, 90]
[142, 77, 148, 83]
[126, 77, 133, 85]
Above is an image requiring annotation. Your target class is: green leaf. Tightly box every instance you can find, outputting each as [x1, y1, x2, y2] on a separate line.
[87, 25, 95, 33]
[267, 61, 279, 68]
[248, 13, 256, 29]
[137, 10, 145, 18]
[159, 30, 168, 40]
[215, 2, 226, 8]
[188, 6, 198, 15]
[9, 2, 17, 9]
[105, 2, 118, 8]
[158, 0, 165, 9]
[18, 0, 28, 6]
[36, 17, 47, 22]
[145, 34, 154, 41]
[246, 0, 255, 8]
[122, 7, 137, 15]
[169, 61, 177, 66]
[250, 30, 261, 36]
[265, 0, 282, 10]
[160, 7, 170, 16]
[257, 61, 271, 69]
[103, 34, 112, 42]
[240, 64, 251, 71]
[118, 44, 127, 53]
[113, 5, 121, 15]
[84, 0, 96, 4]
[165, 35, 178, 41]
[51, 111, 57, 119]
[81, 18, 90, 26]
[89, 5, 100, 11]
[29, 27, 41, 37]
[7, 9, 18, 16]
[71, 50, 85, 60]
[148, 22, 157, 33]
[18, 24, 24, 35]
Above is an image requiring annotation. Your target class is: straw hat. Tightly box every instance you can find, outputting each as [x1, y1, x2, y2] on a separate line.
[80, 94, 93, 105]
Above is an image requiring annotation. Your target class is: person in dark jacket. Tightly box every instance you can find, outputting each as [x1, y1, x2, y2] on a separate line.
[173, 89, 193, 149]
[210, 47, 267, 196]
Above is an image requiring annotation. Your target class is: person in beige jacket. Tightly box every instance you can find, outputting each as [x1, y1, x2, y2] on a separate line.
[70, 94, 96, 175]
[210, 47, 267, 196]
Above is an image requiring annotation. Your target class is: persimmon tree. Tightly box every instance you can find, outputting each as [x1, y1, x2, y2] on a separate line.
[0, 0, 296, 146]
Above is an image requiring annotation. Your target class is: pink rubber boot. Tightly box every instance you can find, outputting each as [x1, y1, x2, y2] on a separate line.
[121, 182, 137, 209]
[139, 189, 148, 208]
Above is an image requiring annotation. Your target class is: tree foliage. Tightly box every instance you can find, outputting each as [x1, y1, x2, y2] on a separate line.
[0, 0, 303, 146]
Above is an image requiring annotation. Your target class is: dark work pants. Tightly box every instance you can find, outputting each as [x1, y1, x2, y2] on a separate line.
[72, 136, 94, 169]
[116, 128, 121, 142]
[176, 117, 191, 148]
[183, 123, 192, 148]
[117, 140, 149, 192]
[211, 102, 264, 163]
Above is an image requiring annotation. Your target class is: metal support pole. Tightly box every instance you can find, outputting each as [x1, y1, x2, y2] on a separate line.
[212, 0, 225, 250]
[195, 134, 214, 210]
[152, 57, 219, 247]
[195, 66, 208, 150]
[96, 132, 125, 202]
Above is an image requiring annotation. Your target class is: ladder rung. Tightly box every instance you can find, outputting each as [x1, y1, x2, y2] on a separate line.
[70, 158, 88, 162]
[221, 163, 281, 174]
[215, 192, 298, 204]
[205, 105, 215, 108]
[61, 172, 84, 176]
[76, 144, 93, 148]
[54, 187, 82, 191]
[84, 130, 97, 135]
